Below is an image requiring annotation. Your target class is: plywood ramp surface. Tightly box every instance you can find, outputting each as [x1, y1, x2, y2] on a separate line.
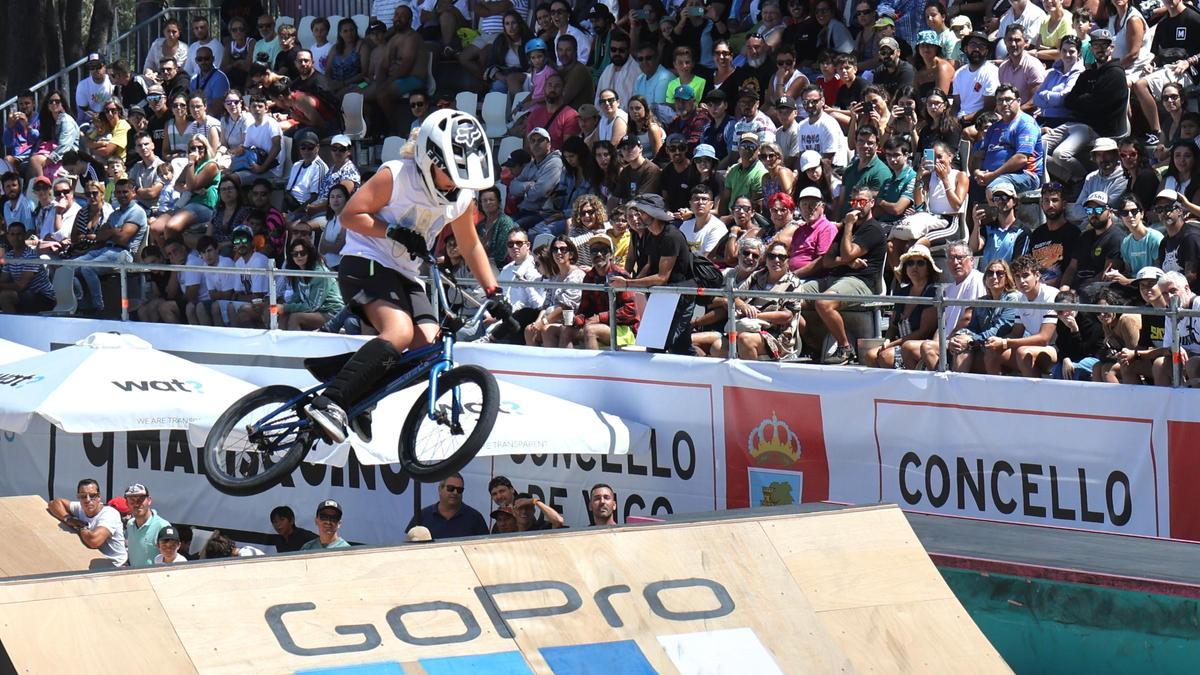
[0, 505, 1009, 674]
[0, 495, 109, 577]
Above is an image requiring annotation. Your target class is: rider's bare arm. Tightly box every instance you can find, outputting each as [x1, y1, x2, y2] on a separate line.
[340, 168, 395, 238]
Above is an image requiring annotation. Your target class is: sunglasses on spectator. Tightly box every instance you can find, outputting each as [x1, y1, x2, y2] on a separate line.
[776, 60, 795, 67]
[733, 205, 752, 212]
[54, 189, 71, 196]
[579, 208, 595, 215]
[599, 97, 617, 105]
[172, 103, 187, 109]
[740, 251, 760, 259]
[77, 493, 102, 501]
[985, 270, 1006, 278]
[47, 98, 64, 105]
[291, 249, 307, 256]
[507, 240, 529, 248]
[1085, 206, 1107, 216]
[1164, 94, 1182, 101]
[766, 252, 788, 261]
[442, 484, 464, 493]
[1154, 204, 1177, 214]
[667, 144, 686, 152]
[991, 194, 1012, 203]
[636, 55, 657, 62]
[761, 153, 779, 160]
[233, 237, 251, 246]
[146, 95, 162, 102]
[849, 198, 870, 208]
[590, 247, 612, 256]
[878, 48, 895, 56]
[316, 512, 340, 523]
[225, 98, 241, 105]
[1116, 208, 1139, 217]
[299, 143, 317, 150]
[552, 246, 570, 254]
[410, 100, 426, 107]
[905, 259, 929, 267]
[332, 145, 350, 152]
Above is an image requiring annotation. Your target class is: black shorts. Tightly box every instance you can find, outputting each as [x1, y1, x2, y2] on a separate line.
[338, 256, 437, 326]
[16, 291, 54, 314]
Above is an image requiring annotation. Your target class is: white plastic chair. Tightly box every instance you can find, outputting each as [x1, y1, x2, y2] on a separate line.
[275, 16, 295, 31]
[328, 15, 344, 35]
[297, 16, 315, 48]
[496, 136, 523, 167]
[381, 135, 405, 162]
[341, 92, 367, 141]
[352, 14, 369, 38]
[456, 91, 479, 117]
[482, 91, 508, 138]
[42, 266, 77, 316]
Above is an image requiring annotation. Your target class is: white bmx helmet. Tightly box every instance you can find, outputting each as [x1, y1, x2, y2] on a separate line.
[416, 109, 494, 206]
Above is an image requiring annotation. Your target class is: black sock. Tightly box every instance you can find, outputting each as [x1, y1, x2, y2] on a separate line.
[323, 338, 403, 409]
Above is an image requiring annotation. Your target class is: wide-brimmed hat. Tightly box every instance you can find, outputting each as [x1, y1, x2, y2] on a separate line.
[894, 244, 942, 275]
[630, 194, 673, 222]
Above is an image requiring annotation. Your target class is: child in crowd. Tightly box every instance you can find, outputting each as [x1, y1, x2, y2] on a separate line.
[519, 39, 552, 111]
[104, 157, 126, 203]
[815, 52, 843, 106]
[154, 526, 187, 564]
[153, 162, 180, 216]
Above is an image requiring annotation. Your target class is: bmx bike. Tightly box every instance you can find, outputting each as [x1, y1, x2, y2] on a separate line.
[203, 253, 514, 496]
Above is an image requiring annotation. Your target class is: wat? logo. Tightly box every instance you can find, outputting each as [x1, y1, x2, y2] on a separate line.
[747, 413, 801, 464]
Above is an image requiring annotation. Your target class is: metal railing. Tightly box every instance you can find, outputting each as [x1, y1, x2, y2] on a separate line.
[8, 255, 1200, 387]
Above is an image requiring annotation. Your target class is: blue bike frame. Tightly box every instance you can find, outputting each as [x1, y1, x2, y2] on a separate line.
[252, 260, 491, 438]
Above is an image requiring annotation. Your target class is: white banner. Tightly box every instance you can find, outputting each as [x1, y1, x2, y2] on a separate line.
[2, 317, 1199, 543]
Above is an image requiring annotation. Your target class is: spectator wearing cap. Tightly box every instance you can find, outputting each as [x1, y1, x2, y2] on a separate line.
[971, 84, 1044, 198]
[49, 479, 128, 567]
[1113, 266, 1169, 384]
[564, 232, 638, 349]
[722, 132, 767, 213]
[997, 25, 1047, 115]
[1052, 29, 1129, 183]
[405, 473, 489, 539]
[224, 225, 273, 326]
[772, 95, 802, 167]
[951, 32, 999, 127]
[612, 194, 695, 355]
[154, 526, 187, 564]
[661, 133, 701, 214]
[613, 135, 663, 208]
[595, 30, 638, 110]
[269, 505, 318, 552]
[76, 52, 115, 121]
[120, 483, 169, 567]
[872, 37, 916, 100]
[301, 134, 361, 230]
[1065, 138, 1128, 225]
[633, 42, 676, 124]
[282, 128, 329, 217]
[301, 500, 351, 550]
[794, 85, 848, 169]
[664, 85, 714, 152]
[789, 186, 838, 277]
[577, 104, 600, 146]
[1153, 190, 1200, 288]
[511, 127, 564, 229]
[520, 72, 582, 151]
[723, 87, 777, 162]
[970, 182, 1031, 267]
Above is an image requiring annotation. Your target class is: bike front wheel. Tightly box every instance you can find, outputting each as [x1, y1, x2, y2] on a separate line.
[398, 365, 500, 481]
[204, 385, 312, 496]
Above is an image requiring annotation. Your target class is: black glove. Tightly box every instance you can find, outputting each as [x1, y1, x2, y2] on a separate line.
[487, 293, 519, 333]
[385, 225, 430, 261]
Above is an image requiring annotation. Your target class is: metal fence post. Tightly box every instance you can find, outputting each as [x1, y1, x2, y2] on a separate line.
[268, 260, 279, 330]
[1170, 295, 1182, 388]
[724, 280, 737, 361]
[119, 266, 129, 321]
[606, 285, 618, 352]
[935, 286, 947, 372]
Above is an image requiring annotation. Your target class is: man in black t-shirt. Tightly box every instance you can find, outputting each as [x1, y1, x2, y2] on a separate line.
[1061, 192, 1124, 296]
[796, 185, 888, 365]
[1028, 187, 1079, 286]
[1153, 189, 1200, 290]
[612, 194, 695, 355]
[660, 133, 701, 213]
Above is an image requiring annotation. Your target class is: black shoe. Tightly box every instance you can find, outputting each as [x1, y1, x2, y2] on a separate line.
[823, 345, 854, 365]
[351, 410, 373, 443]
[305, 397, 348, 444]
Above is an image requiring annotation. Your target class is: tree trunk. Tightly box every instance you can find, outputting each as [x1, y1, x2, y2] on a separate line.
[62, 0, 85, 68]
[86, 0, 115, 55]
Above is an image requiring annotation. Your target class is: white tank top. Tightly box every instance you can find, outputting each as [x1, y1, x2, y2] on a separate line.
[339, 159, 473, 284]
[927, 169, 963, 215]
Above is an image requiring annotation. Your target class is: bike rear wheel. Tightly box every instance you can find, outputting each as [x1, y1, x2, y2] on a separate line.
[398, 365, 499, 481]
[204, 385, 312, 496]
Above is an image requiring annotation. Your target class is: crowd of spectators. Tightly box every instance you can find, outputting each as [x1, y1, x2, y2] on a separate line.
[45, 472, 602, 568]
[2, 0, 1199, 384]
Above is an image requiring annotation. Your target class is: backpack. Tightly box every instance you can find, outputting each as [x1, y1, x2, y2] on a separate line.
[691, 254, 724, 289]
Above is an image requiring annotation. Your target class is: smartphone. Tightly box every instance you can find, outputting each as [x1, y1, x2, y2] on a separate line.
[633, 9, 648, 19]
[923, 148, 935, 168]
[687, 6, 704, 17]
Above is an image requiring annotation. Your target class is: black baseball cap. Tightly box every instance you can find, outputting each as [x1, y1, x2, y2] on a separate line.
[502, 149, 532, 168]
[316, 499, 342, 518]
[157, 526, 181, 542]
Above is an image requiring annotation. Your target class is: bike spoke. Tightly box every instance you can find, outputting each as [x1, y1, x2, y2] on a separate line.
[212, 403, 304, 480]
[413, 383, 484, 464]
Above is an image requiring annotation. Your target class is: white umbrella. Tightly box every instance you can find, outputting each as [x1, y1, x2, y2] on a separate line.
[0, 332, 257, 434]
[0, 338, 42, 366]
[298, 379, 650, 468]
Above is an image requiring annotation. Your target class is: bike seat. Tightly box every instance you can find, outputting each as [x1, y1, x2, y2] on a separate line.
[304, 352, 355, 382]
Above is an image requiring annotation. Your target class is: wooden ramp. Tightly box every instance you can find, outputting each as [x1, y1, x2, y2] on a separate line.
[0, 505, 1009, 674]
[0, 495, 110, 577]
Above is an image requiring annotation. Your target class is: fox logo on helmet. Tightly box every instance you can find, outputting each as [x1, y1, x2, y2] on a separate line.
[453, 121, 484, 147]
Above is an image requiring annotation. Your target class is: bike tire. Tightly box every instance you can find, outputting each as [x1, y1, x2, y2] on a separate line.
[204, 385, 312, 496]
[398, 365, 500, 481]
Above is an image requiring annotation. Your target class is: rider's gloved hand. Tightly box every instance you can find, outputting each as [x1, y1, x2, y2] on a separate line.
[386, 225, 430, 260]
[485, 289, 518, 332]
